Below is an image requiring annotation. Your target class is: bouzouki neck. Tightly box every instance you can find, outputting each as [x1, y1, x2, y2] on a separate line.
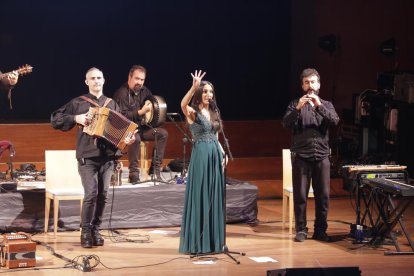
[0, 64, 33, 80]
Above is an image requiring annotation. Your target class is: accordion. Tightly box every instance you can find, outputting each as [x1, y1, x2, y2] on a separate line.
[1, 232, 36, 269]
[83, 107, 138, 150]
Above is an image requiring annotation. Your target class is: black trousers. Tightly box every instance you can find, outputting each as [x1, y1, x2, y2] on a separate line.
[78, 157, 115, 229]
[291, 155, 330, 233]
[127, 127, 168, 173]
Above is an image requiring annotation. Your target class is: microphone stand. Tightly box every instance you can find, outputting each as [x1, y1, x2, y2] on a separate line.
[8, 149, 15, 181]
[212, 103, 246, 263]
[134, 123, 171, 186]
[2, 143, 15, 180]
[167, 114, 192, 178]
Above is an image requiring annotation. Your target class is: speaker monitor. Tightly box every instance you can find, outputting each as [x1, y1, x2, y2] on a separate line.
[267, 266, 361, 276]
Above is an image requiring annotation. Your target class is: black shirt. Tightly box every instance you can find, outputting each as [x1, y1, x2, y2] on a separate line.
[50, 93, 122, 160]
[0, 71, 12, 92]
[0, 71, 14, 118]
[113, 83, 153, 129]
[282, 98, 340, 161]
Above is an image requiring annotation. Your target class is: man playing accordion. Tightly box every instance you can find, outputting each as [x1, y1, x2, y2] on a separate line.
[51, 67, 136, 248]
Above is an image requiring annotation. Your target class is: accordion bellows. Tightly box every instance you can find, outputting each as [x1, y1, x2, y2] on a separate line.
[83, 107, 138, 150]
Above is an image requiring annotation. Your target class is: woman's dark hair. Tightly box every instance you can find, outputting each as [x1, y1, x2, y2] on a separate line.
[190, 81, 223, 132]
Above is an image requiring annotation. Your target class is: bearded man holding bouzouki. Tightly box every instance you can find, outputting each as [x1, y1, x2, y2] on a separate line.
[0, 65, 33, 118]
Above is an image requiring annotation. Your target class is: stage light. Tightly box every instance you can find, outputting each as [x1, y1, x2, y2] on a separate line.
[380, 38, 397, 56]
[318, 34, 337, 54]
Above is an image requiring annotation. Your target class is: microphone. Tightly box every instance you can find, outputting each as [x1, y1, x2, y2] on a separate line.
[166, 113, 182, 122]
[208, 99, 218, 112]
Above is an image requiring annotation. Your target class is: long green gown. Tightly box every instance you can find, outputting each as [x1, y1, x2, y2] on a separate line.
[179, 112, 225, 254]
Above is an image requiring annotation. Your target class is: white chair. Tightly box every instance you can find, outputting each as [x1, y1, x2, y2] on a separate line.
[282, 149, 314, 235]
[44, 150, 84, 237]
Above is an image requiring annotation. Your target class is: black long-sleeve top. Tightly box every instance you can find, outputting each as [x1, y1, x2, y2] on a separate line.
[0, 71, 14, 115]
[282, 98, 340, 161]
[112, 83, 153, 128]
[0, 71, 13, 92]
[50, 93, 122, 160]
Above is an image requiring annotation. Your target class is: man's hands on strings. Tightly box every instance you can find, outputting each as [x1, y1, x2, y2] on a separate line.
[7, 70, 19, 85]
[138, 101, 152, 116]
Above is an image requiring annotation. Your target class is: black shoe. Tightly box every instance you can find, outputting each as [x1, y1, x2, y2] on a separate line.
[129, 172, 140, 184]
[92, 227, 104, 246]
[312, 231, 331, 242]
[294, 231, 308, 242]
[81, 229, 93, 248]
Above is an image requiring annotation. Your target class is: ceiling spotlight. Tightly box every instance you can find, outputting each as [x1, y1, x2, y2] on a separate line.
[380, 38, 397, 57]
[318, 34, 337, 54]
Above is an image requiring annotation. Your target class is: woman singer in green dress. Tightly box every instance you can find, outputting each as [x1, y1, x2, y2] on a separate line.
[179, 70, 226, 254]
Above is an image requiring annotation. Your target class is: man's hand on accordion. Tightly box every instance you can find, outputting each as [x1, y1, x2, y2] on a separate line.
[124, 130, 138, 146]
[75, 113, 92, 126]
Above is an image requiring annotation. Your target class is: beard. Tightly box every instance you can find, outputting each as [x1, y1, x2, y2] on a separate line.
[306, 88, 319, 95]
[132, 84, 142, 93]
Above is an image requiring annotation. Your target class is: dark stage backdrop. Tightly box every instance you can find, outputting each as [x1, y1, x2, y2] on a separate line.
[0, 0, 290, 121]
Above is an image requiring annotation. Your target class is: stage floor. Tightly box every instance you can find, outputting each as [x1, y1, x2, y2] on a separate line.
[1, 198, 413, 275]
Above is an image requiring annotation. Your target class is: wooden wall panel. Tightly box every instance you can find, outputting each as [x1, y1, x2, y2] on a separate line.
[0, 120, 288, 174]
[0, 120, 348, 197]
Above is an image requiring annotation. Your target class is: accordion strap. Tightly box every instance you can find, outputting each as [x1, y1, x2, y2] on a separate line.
[79, 95, 112, 108]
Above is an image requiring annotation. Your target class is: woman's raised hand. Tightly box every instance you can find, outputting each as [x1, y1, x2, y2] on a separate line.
[191, 70, 206, 88]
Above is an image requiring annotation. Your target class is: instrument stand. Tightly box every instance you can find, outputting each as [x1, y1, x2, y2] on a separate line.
[368, 189, 414, 255]
[351, 169, 409, 244]
[166, 114, 192, 178]
[352, 177, 375, 244]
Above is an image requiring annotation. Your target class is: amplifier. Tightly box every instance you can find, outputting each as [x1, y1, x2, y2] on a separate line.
[0, 233, 36, 269]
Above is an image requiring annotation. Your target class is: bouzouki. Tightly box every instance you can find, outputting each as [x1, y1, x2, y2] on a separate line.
[0, 64, 33, 80]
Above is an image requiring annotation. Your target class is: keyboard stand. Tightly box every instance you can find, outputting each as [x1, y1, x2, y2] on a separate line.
[368, 189, 414, 255]
[352, 183, 375, 243]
